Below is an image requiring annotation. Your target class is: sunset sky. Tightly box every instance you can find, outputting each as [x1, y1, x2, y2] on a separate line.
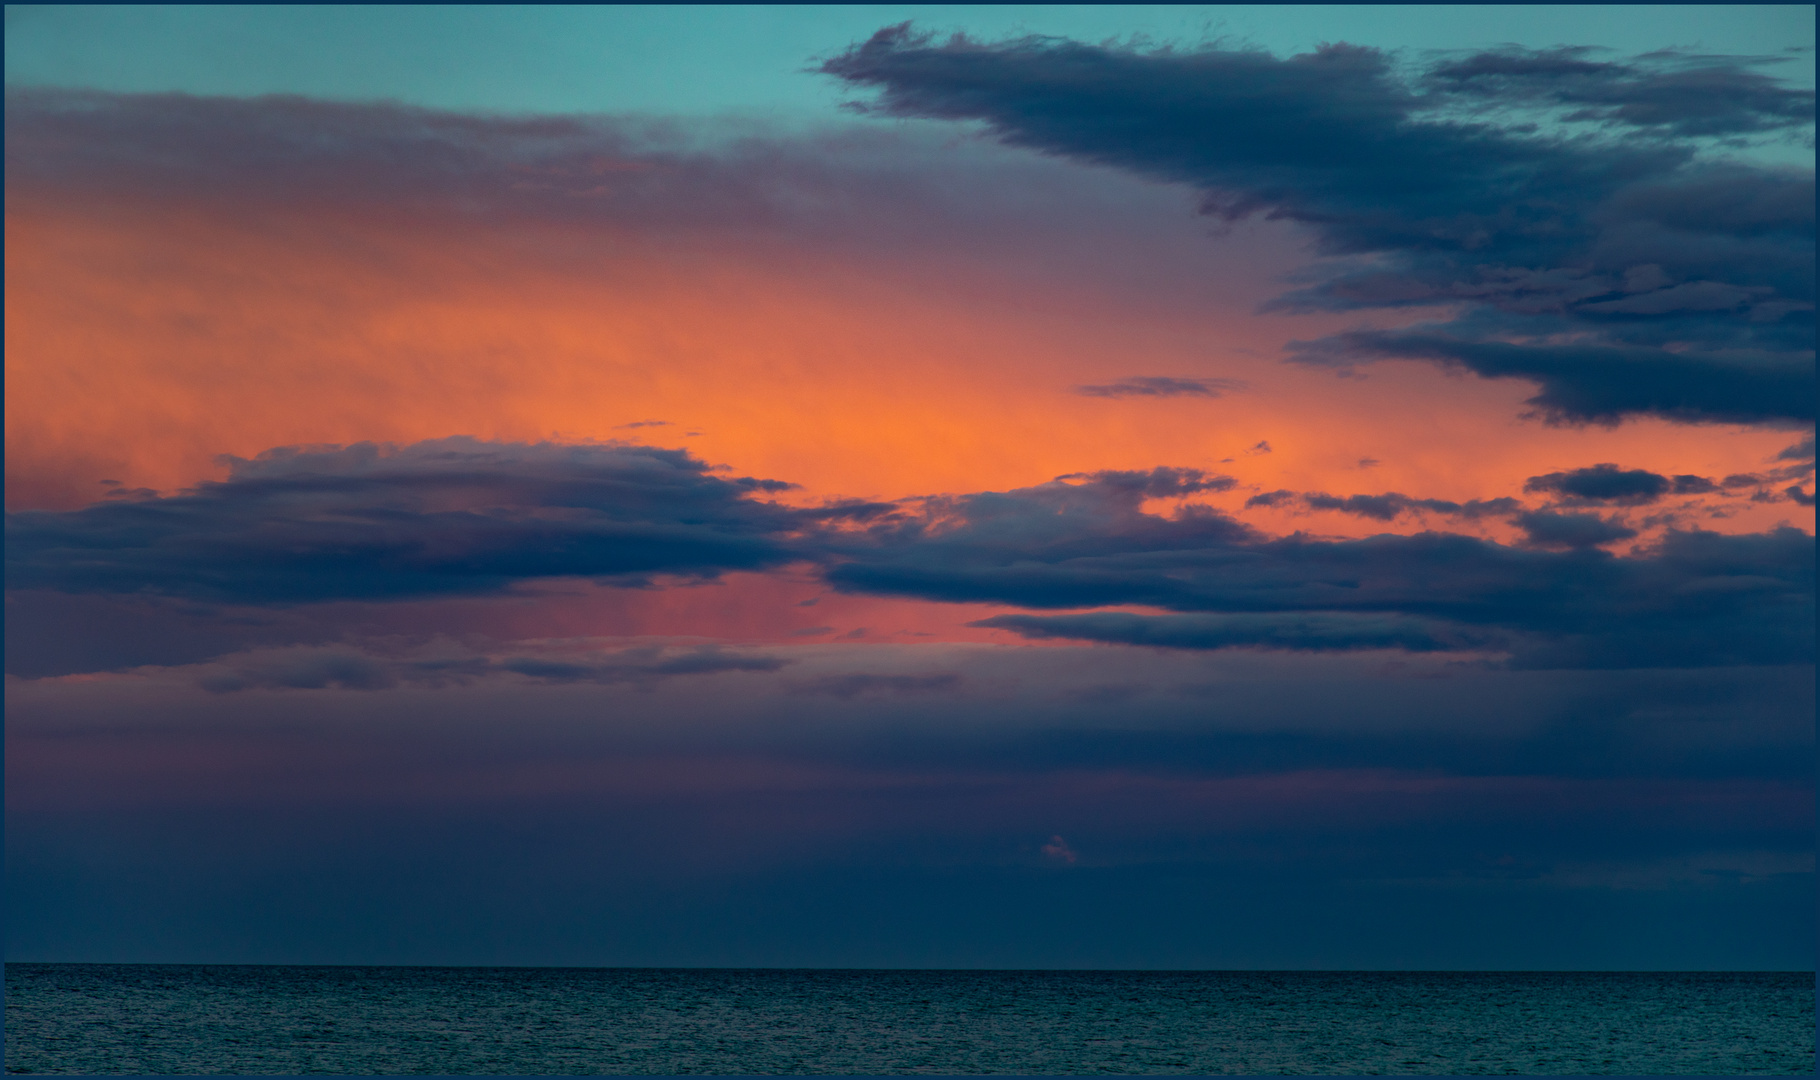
[6, 5, 1814, 968]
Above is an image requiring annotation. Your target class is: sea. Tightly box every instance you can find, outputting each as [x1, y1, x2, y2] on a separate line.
[3, 965, 1813, 1075]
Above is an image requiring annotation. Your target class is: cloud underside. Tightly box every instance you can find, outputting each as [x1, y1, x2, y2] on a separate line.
[822, 28, 1814, 426]
[6, 440, 1811, 672]
[5, 439, 853, 603]
[830, 524, 1813, 670]
[1289, 332, 1814, 425]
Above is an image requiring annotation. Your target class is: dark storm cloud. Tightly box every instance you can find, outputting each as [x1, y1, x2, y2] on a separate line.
[4, 439, 820, 603]
[825, 472, 1813, 668]
[1073, 376, 1245, 399]
[823, 28, 1815, 426]
[1524, 464, 1671, 505]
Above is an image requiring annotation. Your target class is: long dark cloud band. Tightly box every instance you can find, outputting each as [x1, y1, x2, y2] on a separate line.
[9, 441, 1808, 671]
[4, 439, 859, 602]
[824, 472, 1812, 670]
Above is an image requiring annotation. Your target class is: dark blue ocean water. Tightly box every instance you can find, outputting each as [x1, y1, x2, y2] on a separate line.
[4, 965, 1812, 1075]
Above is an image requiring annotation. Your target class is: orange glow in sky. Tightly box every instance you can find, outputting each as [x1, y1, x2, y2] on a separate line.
[9, 196, 1807, 553]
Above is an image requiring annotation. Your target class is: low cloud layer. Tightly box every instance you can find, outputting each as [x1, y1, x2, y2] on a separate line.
[824, 28, 1815, 426]
[5, 439, 845, 603]
[823, 470, 1813, 669]
[8, 442, 1811, 672]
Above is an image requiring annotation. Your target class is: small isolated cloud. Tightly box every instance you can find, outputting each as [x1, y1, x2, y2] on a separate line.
[1074, 376, 1245, 399]
[1304, 493, 1411, 522]
[1041, 835, 1078, 864]
[614, 419, 672, 430]
[1246, 441, 1273, 455]
[1244, 489, 1297, 509]
[1050, 467, 1237, 498]
[1525, 463, 1671, 505]
[1358, 458, 1380, 469]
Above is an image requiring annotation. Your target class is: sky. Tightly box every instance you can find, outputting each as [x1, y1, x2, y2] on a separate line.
[5, 5, 1814, 969]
